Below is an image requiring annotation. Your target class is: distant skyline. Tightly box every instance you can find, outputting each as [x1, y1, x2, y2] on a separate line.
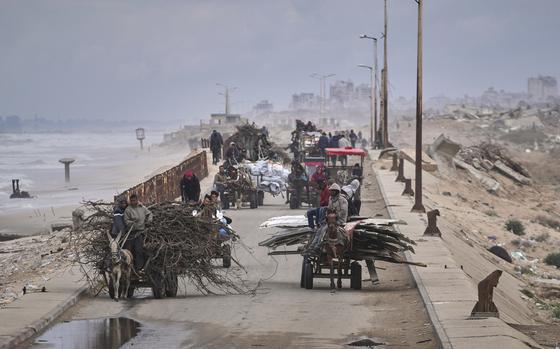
[1, 0, 559, 122]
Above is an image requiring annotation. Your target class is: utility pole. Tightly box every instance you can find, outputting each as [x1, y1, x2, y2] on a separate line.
[360, 35, 379, 149]
[382, 0, 389, 148]
[217, 83, 237, 115]
[412, 0, 425, 213]
[357, 64, 374, 147]
[311, 73, 335, 118]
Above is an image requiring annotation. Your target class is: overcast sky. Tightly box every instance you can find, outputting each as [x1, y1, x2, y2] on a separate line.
[1, 0, 559, 122]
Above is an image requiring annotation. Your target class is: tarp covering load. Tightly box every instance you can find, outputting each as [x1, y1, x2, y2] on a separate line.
[239, 160, 289, 195]
[70, 201, 247, 295]
[224, 124, 289, 162]
[259, 215, 424, 266]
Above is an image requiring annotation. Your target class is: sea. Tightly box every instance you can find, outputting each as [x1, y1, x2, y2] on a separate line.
[0, 130, 186, 218]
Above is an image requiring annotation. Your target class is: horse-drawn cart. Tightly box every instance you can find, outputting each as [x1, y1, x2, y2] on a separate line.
[260, 215, 425, 291]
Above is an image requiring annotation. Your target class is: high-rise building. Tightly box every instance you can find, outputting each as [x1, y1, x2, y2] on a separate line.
[528, 76, 558, 101]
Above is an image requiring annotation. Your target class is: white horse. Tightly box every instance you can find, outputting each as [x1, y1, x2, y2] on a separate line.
[105, 231, 133, 301]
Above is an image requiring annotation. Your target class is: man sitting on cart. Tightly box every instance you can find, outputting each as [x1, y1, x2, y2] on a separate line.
[305, 183, 348, 256]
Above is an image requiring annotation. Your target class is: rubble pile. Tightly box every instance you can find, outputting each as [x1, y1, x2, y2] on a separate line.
[457, 142, 532, 186]
[70, 201, 247, 295]
[0, 229, 73, 306]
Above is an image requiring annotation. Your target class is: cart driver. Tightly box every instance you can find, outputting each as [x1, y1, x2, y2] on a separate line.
[305, 183, 348, 256]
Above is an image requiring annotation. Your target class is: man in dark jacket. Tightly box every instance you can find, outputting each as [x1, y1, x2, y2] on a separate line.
[111, 198, 128, 238]
[329, 135, 339, 166]
[318, 132, 329, 157]
[349, 130, 358, 148]
[180, 170, 201, 203]
[209, 130, 223, 165]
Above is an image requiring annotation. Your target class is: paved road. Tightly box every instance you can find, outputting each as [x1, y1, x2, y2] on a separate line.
[59, 160, 437, 349]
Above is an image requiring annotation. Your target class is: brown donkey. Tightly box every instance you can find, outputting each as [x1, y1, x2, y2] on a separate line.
[324, 211, 350, 291]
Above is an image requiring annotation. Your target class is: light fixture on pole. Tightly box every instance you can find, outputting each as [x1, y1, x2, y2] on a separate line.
[135, 127, 146, 150]
[411, 0, 425, 213]
[310, 73, 335, 117]
[357, 64, 375, 149]
[359, 34, 379, 149]
[216, 83, 237, 116]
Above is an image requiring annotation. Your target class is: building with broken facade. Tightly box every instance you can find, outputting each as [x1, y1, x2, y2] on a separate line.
[528, 76, 558, 101]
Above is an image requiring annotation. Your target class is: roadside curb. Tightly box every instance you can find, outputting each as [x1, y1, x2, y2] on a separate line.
[370, 152, 452, 349]
[0, 284, 88, 349]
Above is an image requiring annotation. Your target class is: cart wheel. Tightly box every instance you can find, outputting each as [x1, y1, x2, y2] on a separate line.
[108, 278, 115, 299]
[289, 194, 298, 209]
[222, 245, 232, 268]
[249, 191, 258, 209]
[165, 273, 178, 297]
[151, 274, 166, 299]
[350, 262, 362, 290]
[304, 260, 314, 290]
[300, 258, 306, 288]
[126, 285, 135, 299]
[258, 191, 264, 206]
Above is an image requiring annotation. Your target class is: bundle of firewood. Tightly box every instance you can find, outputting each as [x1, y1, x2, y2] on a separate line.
[69, 201, 247, 295]
[259, 215, 425, 266]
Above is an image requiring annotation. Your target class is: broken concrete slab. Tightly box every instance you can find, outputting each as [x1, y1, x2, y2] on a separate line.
[493, 160, 532, 185]
[454, 158, 501, 193]
[428, 134, 462, 159]
[400, 148, 438, 172]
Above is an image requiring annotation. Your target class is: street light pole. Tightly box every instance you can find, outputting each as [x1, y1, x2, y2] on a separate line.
[360, 35, 379, 149]
[382, 0, 389, 148]
[357, 64, 374, 148]
[412, 0, 425, 213]
[311, 73, 335, 118]
[217, 83, 237, 115]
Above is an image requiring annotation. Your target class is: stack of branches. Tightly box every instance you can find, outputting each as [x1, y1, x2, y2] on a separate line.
[459, 142, 530, 177]
[69, 201, 248, 295]
[225, 124, 290, 163]
[259, 215, 424, 266]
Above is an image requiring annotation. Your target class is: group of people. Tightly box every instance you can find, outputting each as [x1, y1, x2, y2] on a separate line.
[317, 129, 364, 166]
[111, 194, 153, 273]
[213, 164, 253, 210]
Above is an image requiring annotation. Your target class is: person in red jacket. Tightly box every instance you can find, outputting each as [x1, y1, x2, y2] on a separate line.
[306, 181, 330, 229]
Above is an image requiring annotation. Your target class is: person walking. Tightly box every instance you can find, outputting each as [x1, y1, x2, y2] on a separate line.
[349, 130, 358, 148]
[180, 170, 201, 203]
[338, 134, 351, 166]
[209, 130, 223, 165]
[124, 194, 153, 272]
[318, 132, 329, 158]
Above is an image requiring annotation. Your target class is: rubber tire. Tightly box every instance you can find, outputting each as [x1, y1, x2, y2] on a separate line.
[222, 245, 232, 268]
[151, 275, 166, 299]
[249, 191, 258, 209]
[304, 261, 314, 290]
[165, 274, 178, 297]
[300, 258, 306, 288]
[126, 285, 135, 299]
[289, 194, 298, 209]
[350, 262, 362, 290]
[258, 191, 264, 206]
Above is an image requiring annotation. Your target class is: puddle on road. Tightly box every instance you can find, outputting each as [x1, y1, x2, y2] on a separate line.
[29, 317, 140, 349]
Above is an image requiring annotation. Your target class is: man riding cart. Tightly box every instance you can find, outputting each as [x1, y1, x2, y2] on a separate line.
[287, 160, 309, 209]
[222, 166, 259, 209]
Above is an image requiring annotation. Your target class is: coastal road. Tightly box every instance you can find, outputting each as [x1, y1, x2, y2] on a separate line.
[54, 160, 437, 349]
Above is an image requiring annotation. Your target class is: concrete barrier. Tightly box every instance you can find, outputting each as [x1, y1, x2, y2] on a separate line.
[116, 150, 208, 204]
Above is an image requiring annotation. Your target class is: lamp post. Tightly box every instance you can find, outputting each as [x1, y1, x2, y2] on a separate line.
[217, 83, 237, 115]
[135, 127, 145, 150]
[382, 0, 389, 148]
[359, 34, 379, 148]
[310, 73, 335, 117]
[411, 0, 425, 213]
[357, 64, 375, 149]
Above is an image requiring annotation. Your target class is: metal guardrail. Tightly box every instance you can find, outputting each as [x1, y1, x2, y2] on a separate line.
[116, 150, 208, 204]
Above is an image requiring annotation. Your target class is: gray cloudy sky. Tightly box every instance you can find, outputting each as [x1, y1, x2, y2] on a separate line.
[1, 0, 559, 122]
